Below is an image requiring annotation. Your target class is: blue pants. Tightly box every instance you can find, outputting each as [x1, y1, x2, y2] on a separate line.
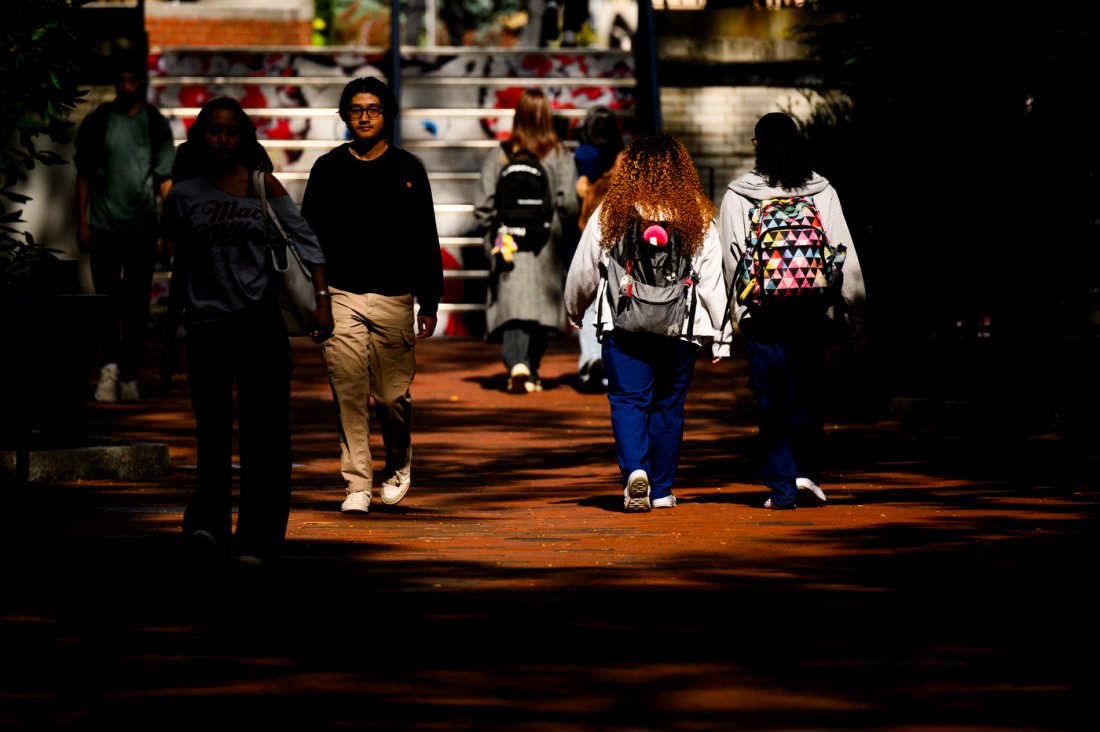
[603, 331, 698, 499]
[744, 322, 827, 507]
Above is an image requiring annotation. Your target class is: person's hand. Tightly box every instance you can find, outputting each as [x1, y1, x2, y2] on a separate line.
[416, 315, 437, 339]
[568, 317, 583, 330]
[310, 298, 335, 343]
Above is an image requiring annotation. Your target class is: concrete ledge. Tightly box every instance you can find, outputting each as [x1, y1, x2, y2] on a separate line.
[0, 439, 171, 484]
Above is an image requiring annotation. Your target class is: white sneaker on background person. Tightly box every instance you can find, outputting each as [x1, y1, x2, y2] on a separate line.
[95, 363, 119, 402]
[119, 380, 140, 402]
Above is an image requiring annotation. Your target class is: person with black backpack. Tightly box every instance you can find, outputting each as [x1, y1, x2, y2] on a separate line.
[474, 89, 579, 393]
[719, 112, 867, 511]
[564, 133, 732, 513]
[74, 49, 176, 403]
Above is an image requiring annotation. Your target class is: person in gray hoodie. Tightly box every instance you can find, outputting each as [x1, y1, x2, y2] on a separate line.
[718, 112, 867, 511]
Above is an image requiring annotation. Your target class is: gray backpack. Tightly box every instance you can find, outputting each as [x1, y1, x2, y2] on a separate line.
[596, 218, 697, 339]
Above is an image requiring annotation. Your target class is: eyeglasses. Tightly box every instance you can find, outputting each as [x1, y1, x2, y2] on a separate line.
[348, 105, 383, 120]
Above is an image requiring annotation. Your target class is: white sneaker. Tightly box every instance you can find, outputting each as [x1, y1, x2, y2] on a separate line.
[185, 529, 217, 560]
[651, 494, 677, 509]
[578, 359, 606, 393]
[381, 451, 411, 506]
[524, 378, 543, 393]
[796, 477, 827, 505]
[95, 363, 119, 402]
[623, 469, 651, 512]
[340, 490, 371, 514]
[119, 380, 140, 402]
[507, 363, 531, 394]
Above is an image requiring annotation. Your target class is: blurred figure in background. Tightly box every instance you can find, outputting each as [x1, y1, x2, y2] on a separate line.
[571, 105, 624, 392]
[74, 50, 175, 403]
[474, 88, 579, 393]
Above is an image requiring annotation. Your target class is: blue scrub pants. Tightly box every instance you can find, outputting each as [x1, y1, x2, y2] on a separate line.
[744, 320, 828, 508]
[602, 330, 699, 499]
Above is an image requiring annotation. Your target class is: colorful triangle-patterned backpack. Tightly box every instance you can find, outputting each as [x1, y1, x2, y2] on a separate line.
[735, 195, 846, 308]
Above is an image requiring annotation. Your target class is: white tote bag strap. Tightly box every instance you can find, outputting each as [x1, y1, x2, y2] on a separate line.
[254, 170, 289, 273]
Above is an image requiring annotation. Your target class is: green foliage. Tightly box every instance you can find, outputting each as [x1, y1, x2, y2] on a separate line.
[0, 0, 89, 295]
[786, 0, 1100, 381]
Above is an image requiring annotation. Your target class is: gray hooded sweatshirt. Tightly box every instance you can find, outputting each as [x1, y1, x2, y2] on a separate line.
[718, 171, 866, 334]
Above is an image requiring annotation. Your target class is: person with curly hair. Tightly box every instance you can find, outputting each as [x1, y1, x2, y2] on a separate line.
[161, 97, 331, 568]
[719, 112, 867, 511]
[564, 132, 732, 512]
[474, 88, 579, 393]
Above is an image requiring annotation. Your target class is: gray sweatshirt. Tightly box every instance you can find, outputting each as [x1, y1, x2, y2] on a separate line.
[564, 207, 733, 360]
[718, 171, 866, 334]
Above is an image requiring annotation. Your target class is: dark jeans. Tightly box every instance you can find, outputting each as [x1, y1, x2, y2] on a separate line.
[183, 299, 291, 561]
[742, 310, 829, 507]
[602, 331, 698, 499]
[88, 227, 158, 382]
[501, 321, 550, 376]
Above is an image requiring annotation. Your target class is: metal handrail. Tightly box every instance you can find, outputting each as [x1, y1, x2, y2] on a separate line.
[158, 107, 630, 119]
[150, 77, 636, 89]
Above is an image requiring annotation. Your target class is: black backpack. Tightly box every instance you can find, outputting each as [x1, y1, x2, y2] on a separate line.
[596, 218, 697, 339]
[494, 143, 554, 254]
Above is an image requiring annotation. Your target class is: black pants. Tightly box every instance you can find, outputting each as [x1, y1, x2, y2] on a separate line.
[183, 299, 292, 561]
[88, 227, 158, 382]
[501, 321, 550, 377]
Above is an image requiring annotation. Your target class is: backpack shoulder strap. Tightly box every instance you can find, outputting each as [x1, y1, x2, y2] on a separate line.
[595, 252, 609, 342]
[144, 104, 173, 183]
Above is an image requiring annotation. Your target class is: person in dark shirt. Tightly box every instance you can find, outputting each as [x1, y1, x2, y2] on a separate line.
[74, 50, 175, 403]
[300, 76, 444, 515]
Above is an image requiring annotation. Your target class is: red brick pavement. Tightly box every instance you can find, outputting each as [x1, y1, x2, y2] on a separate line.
[1, 334, 1096, 730]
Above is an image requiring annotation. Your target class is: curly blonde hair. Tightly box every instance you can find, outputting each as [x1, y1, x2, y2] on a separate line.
[597, 132, 715, 256]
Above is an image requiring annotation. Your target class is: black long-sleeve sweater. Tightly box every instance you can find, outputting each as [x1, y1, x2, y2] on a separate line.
[301, 144, 443, 318]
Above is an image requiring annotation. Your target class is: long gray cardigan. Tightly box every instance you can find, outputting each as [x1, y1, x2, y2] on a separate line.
[474, 143, 579, 337]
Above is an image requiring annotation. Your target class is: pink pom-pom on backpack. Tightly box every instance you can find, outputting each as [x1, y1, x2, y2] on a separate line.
[642, 224, 668, 247]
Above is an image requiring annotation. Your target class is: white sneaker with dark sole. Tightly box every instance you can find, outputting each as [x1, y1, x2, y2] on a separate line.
[623, 469, 651, 512]
[341, 490, 371, 514]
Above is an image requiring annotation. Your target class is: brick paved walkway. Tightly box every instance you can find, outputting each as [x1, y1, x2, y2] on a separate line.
[1, 334, 1096, 730]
